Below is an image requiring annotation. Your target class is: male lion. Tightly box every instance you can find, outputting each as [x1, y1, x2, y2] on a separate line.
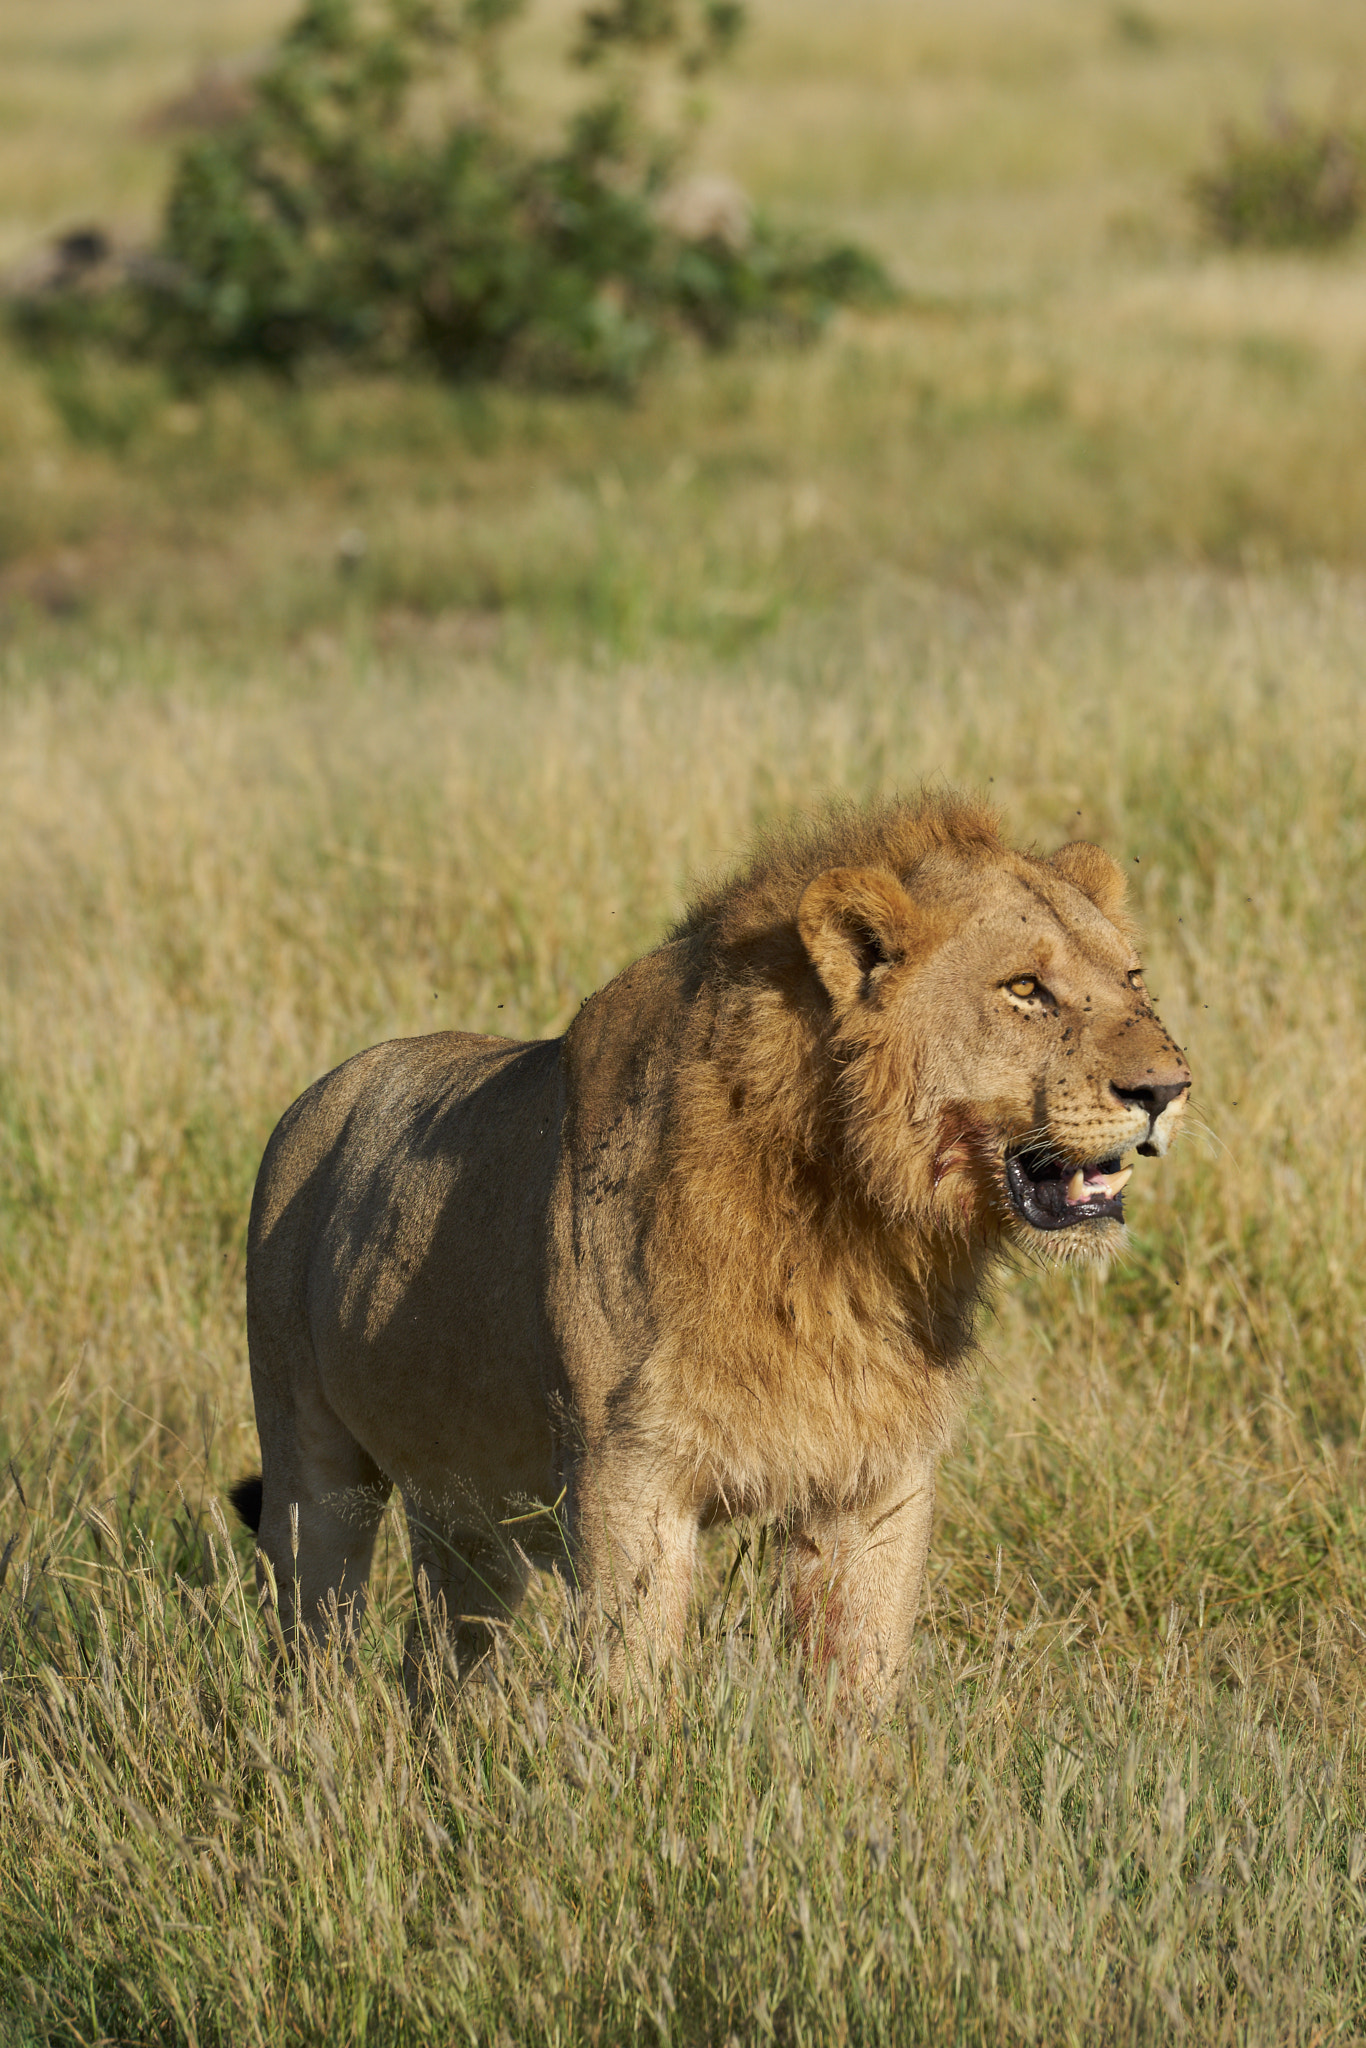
[231, 794, 1189, 1694]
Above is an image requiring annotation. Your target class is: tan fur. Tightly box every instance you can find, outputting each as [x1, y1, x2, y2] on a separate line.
[240, 793, 1189, 1695]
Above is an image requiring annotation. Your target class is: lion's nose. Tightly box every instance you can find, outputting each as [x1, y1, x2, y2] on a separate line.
[1112, 1077, 1190, 1156]
[1111, 1080, 1188, 1118]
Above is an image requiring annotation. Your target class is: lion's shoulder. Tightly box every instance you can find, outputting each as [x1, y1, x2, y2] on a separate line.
[561, 936, 707, 1147]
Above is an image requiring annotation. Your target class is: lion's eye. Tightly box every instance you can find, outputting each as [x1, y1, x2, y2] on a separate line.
[1128, 969, 1145, 991]
[1006, 976, 1043, 1001]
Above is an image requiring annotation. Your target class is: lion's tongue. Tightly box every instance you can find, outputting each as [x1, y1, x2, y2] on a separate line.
[1065, 1164, 1132, 1205]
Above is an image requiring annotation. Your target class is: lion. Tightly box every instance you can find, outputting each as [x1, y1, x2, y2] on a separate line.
[230, 793, 1190, 1695]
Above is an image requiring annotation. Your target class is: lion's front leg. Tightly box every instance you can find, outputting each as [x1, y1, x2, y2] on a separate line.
[568, 1446, 698, 1691]
[785, 1451, 937, 1699]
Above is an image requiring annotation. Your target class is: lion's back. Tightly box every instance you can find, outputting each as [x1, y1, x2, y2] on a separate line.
[248, 1030, 536, 1281]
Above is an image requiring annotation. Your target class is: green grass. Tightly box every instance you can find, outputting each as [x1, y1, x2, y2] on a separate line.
[4, 1, 1366, 2041]
[10, 0, 1366, 652]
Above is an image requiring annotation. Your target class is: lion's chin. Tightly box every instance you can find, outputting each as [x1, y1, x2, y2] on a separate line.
[1008, 1211, 1127, 1268]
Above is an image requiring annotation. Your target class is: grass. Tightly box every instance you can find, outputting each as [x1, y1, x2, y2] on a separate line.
[5, 577, 1366, 2042]
[4, 1, 1366, 2042]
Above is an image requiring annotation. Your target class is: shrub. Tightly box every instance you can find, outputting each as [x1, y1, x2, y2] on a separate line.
[13, 0, 892, 391]
[1190, 108, 1365, 250]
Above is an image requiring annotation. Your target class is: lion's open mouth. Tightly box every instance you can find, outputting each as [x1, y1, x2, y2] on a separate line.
[1005, 1149, 1133, 1232]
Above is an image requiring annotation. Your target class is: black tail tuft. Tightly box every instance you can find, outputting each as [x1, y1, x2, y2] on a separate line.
[229, 1473, 263, 1535]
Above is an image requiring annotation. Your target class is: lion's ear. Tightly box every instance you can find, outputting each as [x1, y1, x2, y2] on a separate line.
[1047, 841, 1128, 925]
[798, 867, 929, 1009]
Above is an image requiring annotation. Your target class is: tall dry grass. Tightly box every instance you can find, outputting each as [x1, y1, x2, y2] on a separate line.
[3, 570, 1366, 2040]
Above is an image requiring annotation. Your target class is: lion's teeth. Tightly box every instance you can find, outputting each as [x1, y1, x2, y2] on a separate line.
[1065, 1164, 1133, 1206]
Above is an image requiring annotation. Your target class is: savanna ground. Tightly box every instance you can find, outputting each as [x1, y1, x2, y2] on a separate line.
[4, 2, 1366, 2041]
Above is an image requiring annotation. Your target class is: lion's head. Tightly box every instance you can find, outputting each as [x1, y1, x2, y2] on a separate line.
[679, 794, 1190, 1268]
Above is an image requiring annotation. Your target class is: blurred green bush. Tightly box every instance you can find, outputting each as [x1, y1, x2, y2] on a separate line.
[14, 0, 891, 391]
[1190, 108, 1365, 249]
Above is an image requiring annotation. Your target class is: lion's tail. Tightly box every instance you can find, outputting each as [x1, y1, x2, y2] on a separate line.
[228, 1474, 263, 1535]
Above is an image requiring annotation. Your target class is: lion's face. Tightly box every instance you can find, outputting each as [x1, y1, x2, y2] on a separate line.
[798, 838, 1190, 1261]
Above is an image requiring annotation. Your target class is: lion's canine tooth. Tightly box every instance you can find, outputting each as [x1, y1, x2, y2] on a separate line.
[1066, 1164, 1132, 1206]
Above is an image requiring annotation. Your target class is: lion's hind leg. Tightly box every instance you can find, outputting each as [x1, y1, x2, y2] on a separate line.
[251, 1414, 393, 1657]
[401, 1494, 535, 1696]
